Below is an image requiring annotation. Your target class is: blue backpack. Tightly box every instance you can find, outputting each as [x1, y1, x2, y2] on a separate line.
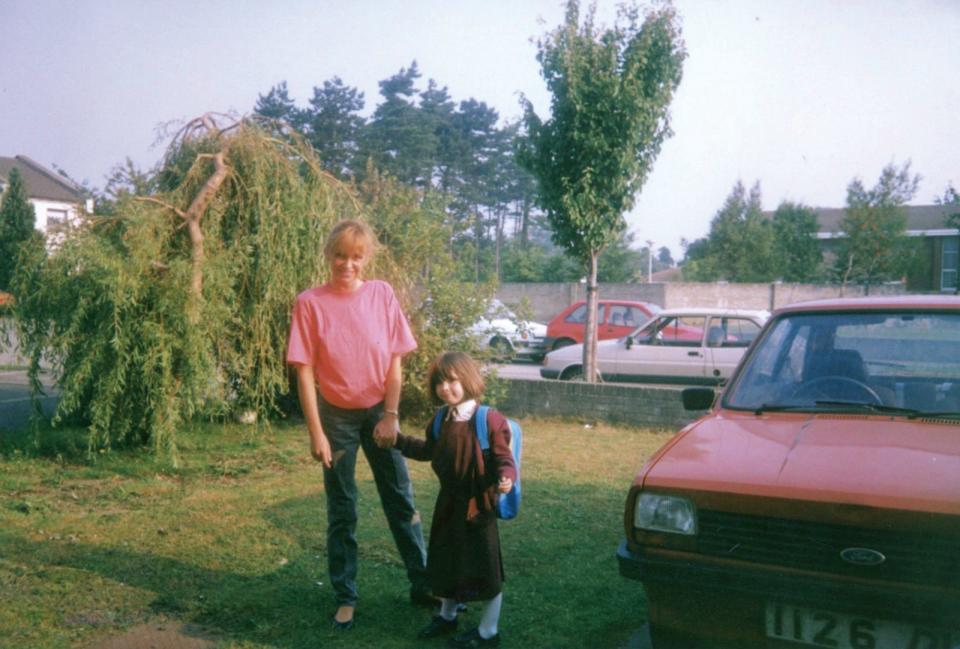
[431, 404, 522, 520]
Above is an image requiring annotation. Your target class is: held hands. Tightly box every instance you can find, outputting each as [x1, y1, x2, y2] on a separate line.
[373, 414, 400, 449]
[498, 476, 513, 494]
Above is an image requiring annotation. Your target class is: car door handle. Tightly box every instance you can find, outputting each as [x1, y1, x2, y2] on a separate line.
[688, 351, 701, 357]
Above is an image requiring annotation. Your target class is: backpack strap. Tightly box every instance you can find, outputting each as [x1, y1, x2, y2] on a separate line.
[474, 404, 491, 451]
[430, 406, 448, 440]
[433, 404, 492, 451]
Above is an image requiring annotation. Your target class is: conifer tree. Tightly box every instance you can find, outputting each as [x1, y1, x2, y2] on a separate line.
[0, 168, 38, 292]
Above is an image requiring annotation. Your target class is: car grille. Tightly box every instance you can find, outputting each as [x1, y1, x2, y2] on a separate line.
[697, 509, 959, 589]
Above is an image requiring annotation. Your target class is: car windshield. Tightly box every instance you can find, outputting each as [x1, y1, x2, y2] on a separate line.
[485, 300, 515, 320]
[724, 310, 960, 415]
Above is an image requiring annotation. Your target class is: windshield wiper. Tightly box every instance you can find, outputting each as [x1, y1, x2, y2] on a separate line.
[751, 401, 960, 419]
[813, 400, 960, 420]
[753, 403, 829, 415]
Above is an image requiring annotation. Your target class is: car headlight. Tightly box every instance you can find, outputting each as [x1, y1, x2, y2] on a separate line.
[634, 493, 697, 535]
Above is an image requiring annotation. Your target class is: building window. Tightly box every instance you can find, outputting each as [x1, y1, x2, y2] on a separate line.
[942, 237, 958, 292]
[46, 208, 68, 228]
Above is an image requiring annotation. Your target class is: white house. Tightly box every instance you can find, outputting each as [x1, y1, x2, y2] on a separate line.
[0, 155, 92, 236]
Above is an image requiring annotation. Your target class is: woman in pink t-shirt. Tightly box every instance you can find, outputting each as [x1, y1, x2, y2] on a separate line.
[287, 220, 434, 630]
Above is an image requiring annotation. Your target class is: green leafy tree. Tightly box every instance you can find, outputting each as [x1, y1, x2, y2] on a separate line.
[0, 168, 38, 292]
[657, 246, 674, 268]
[362, 62, 437, 187]
[95, 157, 158, 215]
[772, 200, 822, 282]
[520, 0, 685, 381]
[304, 76, 366, 178]
[12, 115, 481, 458]
[598, 231, 645, 282]
[253, 81, 302, 127]
[937, 184, 960, 230]
[681, 181, 776, 282]
[834, 162, 919, 288]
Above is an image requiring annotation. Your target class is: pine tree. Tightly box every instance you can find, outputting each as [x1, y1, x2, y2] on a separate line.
[0, 168, 38, 292]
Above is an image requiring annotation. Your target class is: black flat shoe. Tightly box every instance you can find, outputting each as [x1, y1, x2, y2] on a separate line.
[417, 615, 458, 639]
[448, 627, 500, 648]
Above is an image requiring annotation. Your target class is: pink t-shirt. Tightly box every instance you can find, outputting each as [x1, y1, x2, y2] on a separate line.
[286, 279, 417, 409]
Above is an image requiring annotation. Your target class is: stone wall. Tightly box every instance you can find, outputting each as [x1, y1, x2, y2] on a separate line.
[496, 377, 709, 430]
[496, 281, 905, 322]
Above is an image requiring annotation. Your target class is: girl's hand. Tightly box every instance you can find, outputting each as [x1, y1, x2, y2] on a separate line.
[498, 476, 513, 493]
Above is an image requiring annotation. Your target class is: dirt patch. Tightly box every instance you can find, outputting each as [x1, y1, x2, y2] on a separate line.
[84, 622, 219, 649]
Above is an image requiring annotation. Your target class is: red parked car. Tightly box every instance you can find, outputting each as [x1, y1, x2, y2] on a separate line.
[545, 299, 660, 351]
[618, 295, 960, 648]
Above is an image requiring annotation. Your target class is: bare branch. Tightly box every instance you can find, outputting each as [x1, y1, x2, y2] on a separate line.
[135, 196, 187, 220]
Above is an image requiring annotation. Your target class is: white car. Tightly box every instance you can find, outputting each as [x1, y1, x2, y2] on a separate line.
[540, 307, 769, 383]
[469, 299, 549, 362]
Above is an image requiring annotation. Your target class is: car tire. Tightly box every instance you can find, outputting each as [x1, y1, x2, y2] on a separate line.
[552, 338, 576, 351]
[559, 366, 583, 381]
[490, 336, 514, 362]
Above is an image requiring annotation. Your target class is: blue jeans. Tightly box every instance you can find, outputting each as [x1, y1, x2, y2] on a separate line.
[319, 396, 429, 606]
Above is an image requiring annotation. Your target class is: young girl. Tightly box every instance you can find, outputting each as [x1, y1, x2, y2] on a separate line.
[380, 351, 516, 648]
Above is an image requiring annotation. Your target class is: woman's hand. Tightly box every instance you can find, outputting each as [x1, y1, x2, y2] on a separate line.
[374, 413, 400, 449]
[498, 476, 513, 493]
[311, 433, 333, 468]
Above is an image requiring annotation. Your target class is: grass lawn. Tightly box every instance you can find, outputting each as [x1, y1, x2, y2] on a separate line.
[0, 416, 676, 649]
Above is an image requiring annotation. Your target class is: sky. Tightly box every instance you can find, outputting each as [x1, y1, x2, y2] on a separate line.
[2, 0, 958, 259]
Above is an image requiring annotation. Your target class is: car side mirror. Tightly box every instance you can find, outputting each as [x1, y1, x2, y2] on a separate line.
[682, 387, 716, 411]
[625, 336, 633, 350]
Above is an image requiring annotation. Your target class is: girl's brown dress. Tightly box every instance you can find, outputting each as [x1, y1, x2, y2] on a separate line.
[396, 408, 517, 602]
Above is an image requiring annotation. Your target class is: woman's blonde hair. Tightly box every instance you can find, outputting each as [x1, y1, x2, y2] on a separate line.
[323, 219, 378, 262]
[428, 352, 485, 404]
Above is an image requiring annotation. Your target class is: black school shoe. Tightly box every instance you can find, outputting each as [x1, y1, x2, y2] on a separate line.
[417, 615, 458, 639]
[448, 627, 501, 648]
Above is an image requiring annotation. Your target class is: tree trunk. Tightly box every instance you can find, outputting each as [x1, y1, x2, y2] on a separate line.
[183, 151, 229, 323]
[582, 252, 600, 383]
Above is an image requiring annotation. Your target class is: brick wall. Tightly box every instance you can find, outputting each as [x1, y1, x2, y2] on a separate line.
[496, 377, 709, 430]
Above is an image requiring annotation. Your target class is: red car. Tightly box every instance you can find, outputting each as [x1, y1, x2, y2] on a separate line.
[545, 299, 660, 351]
[618, 295, 960, 648]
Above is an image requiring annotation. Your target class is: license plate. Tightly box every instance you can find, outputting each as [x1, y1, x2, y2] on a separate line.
[765, 602, 959, 649]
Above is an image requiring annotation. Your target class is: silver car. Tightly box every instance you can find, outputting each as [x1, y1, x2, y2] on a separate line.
[540, 307, 769, 383]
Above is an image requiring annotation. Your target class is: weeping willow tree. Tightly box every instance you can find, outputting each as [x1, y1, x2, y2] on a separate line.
[13, 114, 491, 457]
[13, 115, 357, 456]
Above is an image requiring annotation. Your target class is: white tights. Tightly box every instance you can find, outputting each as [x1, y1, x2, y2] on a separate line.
[440, 593, 503, 639]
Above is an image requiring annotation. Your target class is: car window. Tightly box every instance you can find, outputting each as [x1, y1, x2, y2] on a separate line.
[637, 315, 705, 346]
[726, 311, 960, 412]
[706, 317, 763, 348]
[608, 305, 631, 326]
[565, 304, 606, 324]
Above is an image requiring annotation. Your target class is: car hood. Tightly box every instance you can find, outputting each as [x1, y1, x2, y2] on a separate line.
[644, 411, 960, 515]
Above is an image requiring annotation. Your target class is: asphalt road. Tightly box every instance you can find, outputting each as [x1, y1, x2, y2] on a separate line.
[492, 360, 544, 380]
[0, 370, 58, 432]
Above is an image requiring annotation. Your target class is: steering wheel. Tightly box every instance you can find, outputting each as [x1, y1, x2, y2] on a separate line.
[791, 375, 883, 405]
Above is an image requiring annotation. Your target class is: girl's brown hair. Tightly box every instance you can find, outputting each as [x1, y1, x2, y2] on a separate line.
[323, 219, 378, 262]
[428, 352, 485, 404]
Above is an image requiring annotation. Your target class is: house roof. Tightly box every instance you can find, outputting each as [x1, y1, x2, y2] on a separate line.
[813, 204, 957, 236]
[0, 155, 86, 203]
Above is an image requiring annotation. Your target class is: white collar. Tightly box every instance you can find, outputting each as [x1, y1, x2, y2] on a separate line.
[449, 399, 477, 421]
